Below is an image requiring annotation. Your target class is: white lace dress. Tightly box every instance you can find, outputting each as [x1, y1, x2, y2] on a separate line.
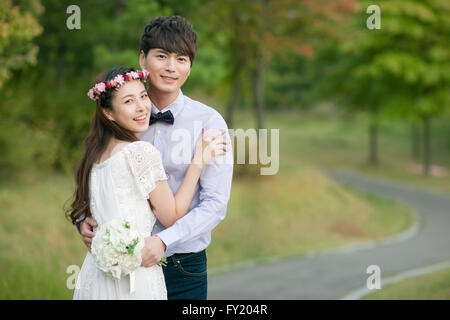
[73, 141, 168, 300]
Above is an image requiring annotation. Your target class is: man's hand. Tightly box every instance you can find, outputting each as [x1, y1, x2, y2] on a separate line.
[141, 236, 166, 267]
[80, 216, 98, 252]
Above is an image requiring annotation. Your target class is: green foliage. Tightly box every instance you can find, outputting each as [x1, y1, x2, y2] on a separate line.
[307, 0, 449, 170]
[182, 39, 228, 94]
[127, 238, 139, 255]
[157, 256, 168, 267]
[1, 0, 448, 177]
[195, 0, 357, 130]
[0, 0, 176, 176]
[91, 0, 172, 70]
[341, 0, 449, 118]
[265, 54, 325, 110]
[0, 0, 43, 88]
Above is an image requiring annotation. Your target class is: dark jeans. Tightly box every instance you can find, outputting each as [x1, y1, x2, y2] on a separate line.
[162, 250, 208, 300]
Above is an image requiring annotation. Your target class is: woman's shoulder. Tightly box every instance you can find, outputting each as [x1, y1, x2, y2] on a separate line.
[94, 141, 132, 168]
[124, 140, 159, 154]
[122, 141, 162, 165]
[122, 141, 164, 177]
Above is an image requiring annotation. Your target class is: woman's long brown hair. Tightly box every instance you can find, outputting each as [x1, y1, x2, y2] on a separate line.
[66, 67, 144, 225]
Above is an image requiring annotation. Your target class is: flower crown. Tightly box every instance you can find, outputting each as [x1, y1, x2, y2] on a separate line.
[87, 69, 149, 101]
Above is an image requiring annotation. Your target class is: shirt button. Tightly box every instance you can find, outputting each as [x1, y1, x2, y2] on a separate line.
[157, 130, 161, 134]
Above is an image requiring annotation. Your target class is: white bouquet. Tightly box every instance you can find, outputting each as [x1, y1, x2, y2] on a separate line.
[91, 218, 144, 280]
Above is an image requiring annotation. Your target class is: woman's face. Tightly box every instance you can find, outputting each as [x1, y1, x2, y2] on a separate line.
[103, 80, 151, 136]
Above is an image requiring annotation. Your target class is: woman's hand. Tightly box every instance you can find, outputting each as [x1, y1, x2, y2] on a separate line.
[193, 128, 229, 168]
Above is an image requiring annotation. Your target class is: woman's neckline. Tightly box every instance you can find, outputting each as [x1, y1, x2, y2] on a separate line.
[93, 142, 133, 169]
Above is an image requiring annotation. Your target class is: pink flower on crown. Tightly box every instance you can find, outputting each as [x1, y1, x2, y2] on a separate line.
[87, 69, 148, 102]
[88, 89, 95, 100]
[94, 82, 106, 93]
[129, 71, 139, 79]
[114, 75, 125, 86]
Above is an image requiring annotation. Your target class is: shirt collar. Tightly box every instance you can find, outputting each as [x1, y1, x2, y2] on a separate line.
[150, 89, 185, 119]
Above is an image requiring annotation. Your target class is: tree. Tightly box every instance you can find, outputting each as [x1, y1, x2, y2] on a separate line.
[203, 0, 357, 129]
[350, 0, 449, 173]
[0, 0, 43, 176]
[316, 0, 450, 171]
[0, 0, 174, 174]
[0, 0, 43, 88]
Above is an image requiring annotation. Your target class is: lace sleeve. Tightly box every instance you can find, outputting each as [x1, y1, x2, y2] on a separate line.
[124, 141, 167, 199]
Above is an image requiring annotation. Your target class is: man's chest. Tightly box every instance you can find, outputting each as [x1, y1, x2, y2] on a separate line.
[141, 122, 200, 177]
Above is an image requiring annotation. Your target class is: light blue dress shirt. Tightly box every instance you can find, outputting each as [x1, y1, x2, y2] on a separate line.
[141, 90, 234, 257]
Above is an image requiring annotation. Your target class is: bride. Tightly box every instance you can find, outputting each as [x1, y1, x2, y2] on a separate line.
[66, 66, 228, 299]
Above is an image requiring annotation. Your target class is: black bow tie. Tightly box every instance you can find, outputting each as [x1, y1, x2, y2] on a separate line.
[149, 110, 174, 125]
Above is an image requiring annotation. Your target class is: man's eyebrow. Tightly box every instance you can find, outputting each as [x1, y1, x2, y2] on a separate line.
[155, 48, 188, 57]
[155, 48, 170, 54]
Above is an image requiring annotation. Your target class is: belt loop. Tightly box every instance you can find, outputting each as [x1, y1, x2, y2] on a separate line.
[170, 255, 179, 267]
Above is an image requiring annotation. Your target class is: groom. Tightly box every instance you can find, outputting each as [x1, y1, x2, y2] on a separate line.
[78, 16, 233, 300]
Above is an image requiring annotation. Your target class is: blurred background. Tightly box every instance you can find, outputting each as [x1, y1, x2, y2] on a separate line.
[0, 0, 449, 299]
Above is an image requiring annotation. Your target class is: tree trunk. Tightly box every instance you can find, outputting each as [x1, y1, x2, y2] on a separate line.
[251, 54, 265, 130]
[411, 123, 420, 160]
[422, 115, 431, 176]
[56, 39, 66, 78]
[369, 121, 378, 165]
[251, 0, 268, 131]
[226, 59, 242, 128]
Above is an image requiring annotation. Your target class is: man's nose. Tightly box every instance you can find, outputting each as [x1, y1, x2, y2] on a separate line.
[165, 57, 176, 72]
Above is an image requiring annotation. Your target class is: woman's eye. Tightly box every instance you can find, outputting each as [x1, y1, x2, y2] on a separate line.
[125, 99, 132, 104]
[141, 94, 148, 99]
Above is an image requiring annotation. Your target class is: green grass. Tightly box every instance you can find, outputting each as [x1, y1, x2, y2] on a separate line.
[363, 266, 450, 300]
[0, 171, 85, 299]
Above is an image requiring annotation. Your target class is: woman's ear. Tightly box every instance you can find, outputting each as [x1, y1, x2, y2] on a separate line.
[102, 108, 115, 122]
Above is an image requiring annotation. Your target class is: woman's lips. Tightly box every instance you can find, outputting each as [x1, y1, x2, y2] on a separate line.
[133, 114, 147, 123]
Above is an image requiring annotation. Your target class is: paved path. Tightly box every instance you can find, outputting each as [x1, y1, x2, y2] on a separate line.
[208, 170, 450, 299]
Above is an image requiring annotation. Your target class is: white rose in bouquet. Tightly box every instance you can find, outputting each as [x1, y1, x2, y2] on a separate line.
[91, 218, 143, 280]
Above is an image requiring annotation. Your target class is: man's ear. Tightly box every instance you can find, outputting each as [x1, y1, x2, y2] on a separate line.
[139, 50, 146, 70]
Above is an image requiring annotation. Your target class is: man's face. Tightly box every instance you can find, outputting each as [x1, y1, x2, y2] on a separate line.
[139, 48, 191, 97]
